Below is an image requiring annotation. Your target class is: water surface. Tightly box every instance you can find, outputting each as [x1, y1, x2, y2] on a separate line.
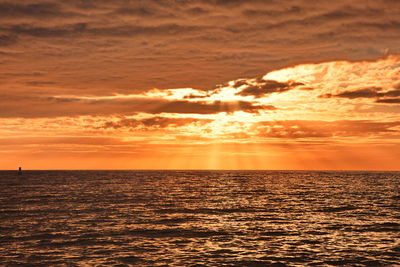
[0, 170, 399, 266]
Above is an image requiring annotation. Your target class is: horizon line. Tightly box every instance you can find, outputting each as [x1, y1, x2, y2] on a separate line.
[1, 169, 399, 172]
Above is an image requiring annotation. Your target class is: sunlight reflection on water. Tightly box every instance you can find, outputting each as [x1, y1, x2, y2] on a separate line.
[0, 170, 399, 266]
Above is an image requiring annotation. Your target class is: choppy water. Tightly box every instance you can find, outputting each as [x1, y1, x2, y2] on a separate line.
[0, 170, 399, 266]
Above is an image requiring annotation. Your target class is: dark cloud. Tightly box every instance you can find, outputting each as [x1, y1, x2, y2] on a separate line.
[113, 7, 155, 16]
[186, 7, 210, 15]
[0, 34, 17, 46]
[337, 87, 383, 98]
[375, 98, 400, 104]
[183, 93, 210, 99]
[320, 87, 400, 103]
[198, 0, 267, 7]
[255, 120, 400, 138]
[242, 6, 302, 18]
[3, 23, 204, 38]
[383, 90, 400, 97]
[0, 2, 73, 18]
[0, 95, 275, 118]
[4, 24, 75, 38]
[102, 117, 213, 129]
[151, 100, 275, 114]
[232, 79, 249, 88]
[320, 87, 382, 99]
[237, 80, 303, 97]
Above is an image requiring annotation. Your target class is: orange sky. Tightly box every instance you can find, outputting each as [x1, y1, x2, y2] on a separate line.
[1, 1, 400, 170]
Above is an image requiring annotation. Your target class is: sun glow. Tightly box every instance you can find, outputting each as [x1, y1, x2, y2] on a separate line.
[2, 56, 400, 170]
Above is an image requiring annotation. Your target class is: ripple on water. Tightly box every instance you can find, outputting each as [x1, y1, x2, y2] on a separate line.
[0, 170, 399, 265]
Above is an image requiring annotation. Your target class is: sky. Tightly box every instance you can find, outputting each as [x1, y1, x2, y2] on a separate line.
[1, 0, 400, 170]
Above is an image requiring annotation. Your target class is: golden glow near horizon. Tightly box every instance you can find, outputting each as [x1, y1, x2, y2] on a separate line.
[1, 56, 400, 170]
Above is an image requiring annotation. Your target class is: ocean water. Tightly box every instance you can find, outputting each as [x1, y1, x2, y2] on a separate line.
[0, 170, 399, 266]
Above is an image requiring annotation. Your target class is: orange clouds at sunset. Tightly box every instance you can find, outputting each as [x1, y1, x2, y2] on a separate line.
[2, 56, 400, 170]
[1, 0, 400, 170]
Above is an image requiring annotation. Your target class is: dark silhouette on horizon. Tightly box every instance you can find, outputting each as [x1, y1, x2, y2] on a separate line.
[18, 167, 22, 175]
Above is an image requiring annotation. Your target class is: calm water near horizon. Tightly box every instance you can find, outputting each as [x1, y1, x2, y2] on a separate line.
[0, 170, 399, 266]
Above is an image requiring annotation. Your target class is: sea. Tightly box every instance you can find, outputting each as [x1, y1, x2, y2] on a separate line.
[0, 170, 399, 266]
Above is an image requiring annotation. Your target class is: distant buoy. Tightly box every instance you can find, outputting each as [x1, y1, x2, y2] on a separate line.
[18, 167, 22, 175]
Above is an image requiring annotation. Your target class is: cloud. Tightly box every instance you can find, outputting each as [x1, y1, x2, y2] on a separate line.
[0, 93, 274, 118]
[2, 55, 400, 119]
[242, 6, 302, 18]
[334, 87, 383, 98]
[151, 100, 274, 114]
[237, 79, 303, 97]
[113, 7, 155, 17]
[376, 98, 400, 104]
[254, 120, 400, 139]
[0, 0, 399, 91]
[319, 86, 400, 103]
[319, 87, 382, 99]
[385, 90, 400, 97]
[3, 23, 204, 38]
[101, 117, 213, 129]
[0, 34, 17, 46]
[0, 136, 124, 146]
[0, 2, 74, 18]
[186, 7, 210, 15]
